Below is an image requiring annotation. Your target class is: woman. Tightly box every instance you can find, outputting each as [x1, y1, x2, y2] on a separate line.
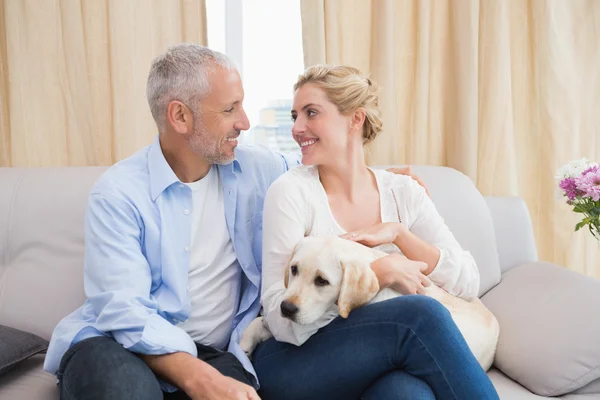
[252, 65, 498, 400]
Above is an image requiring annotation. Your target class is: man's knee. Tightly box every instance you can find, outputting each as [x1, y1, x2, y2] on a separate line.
[60, 336, 163, 400]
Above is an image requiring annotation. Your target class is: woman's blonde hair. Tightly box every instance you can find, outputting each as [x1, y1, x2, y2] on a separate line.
[294, 65, 382, 144]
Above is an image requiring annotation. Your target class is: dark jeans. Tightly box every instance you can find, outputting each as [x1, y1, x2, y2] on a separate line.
[57, 336, 253, 400]
[253, 295, 500, 400]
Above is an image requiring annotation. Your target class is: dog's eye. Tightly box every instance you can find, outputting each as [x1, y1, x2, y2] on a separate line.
[315, 276, 330, 287]
[291, 265, 298, 275]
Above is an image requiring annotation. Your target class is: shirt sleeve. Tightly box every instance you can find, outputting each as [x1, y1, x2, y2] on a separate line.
[260, 175, 338, 346]
[268, 150, 302, 182]
[402, 178, 481, 300]
[83, 192, 198, 360]
[276, 150, 302, 171]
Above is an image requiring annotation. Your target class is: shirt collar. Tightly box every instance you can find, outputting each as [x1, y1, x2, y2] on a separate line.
[148, 135, 180, 201]
[148, 135, 243, 201]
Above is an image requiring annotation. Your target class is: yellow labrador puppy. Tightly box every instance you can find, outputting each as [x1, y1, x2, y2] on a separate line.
[241, 236, 499, 371]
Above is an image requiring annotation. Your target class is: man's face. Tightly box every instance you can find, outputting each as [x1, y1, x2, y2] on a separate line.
[189, 67, 250, 164]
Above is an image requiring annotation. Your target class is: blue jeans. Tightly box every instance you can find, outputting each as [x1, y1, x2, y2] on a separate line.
[57, 336, 254, 399]
[253, 295, 499, 400]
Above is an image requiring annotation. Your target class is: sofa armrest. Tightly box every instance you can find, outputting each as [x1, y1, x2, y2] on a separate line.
[481, 262, 600, 397]
[485, 196, 538, 272]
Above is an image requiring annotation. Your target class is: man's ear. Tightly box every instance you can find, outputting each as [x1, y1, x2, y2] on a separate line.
[166, 100, 192, 134]
[337, 260, 379, 318]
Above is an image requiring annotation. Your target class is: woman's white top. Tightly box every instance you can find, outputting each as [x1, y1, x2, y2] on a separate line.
[261, 165, 480, 346]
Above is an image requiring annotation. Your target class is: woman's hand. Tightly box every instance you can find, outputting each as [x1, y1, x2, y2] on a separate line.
[370, 253, 431, 295]
[386, 165, 431, 198]
[340, 222, 406, 248]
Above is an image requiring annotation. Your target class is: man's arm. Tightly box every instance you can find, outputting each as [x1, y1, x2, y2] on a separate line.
[271, 150, 302, 179]
[84, 192, 197, 353]
[84, 192, 198, 391]
[84, 192, 259, 398]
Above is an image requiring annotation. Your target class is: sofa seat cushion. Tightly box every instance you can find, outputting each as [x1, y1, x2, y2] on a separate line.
[0, 354, 58, 399]
[487, 368, 547, 399]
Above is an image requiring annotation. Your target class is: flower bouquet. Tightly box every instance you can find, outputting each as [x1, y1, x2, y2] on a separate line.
[556, 158, 600, 240]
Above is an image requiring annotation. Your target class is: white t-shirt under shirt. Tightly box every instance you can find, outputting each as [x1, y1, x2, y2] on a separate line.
[176, 166, 242, 350]
[261, 165, 481, 346]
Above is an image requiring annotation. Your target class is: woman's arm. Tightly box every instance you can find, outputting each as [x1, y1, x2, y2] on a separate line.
[396, 178, 480, 300]
[392, 227, 440, 275]
[261, 175, 337, 345]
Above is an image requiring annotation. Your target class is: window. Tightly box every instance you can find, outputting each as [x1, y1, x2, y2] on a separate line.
[207, 0, 304, 153]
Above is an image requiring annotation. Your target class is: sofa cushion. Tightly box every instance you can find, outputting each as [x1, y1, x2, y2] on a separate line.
[487, 368, 547, 399]
[0, 325, 49, 376]
[0, 354, 58, 399]
[482, 262, 600, 396]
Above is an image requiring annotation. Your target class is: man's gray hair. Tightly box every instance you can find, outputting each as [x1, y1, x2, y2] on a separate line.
[146, 43, 236, 132]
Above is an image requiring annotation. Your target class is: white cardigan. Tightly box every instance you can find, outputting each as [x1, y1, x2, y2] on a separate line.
[260, 165, 480, 346]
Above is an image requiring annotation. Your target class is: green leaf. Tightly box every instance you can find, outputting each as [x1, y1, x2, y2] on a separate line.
[575, 221, 588, 231]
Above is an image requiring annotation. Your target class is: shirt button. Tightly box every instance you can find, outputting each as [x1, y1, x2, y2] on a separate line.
[184, 246, 189, 252]
[179, 184, 185, 189]
[183, 209, 190, 215]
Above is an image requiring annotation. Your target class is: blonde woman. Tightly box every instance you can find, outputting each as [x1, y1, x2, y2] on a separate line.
[252, 66, 499, 400]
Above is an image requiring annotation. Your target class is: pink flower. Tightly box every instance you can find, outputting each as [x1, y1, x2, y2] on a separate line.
[560, 177, 581, 201]
[575, 170, 600, 202]
[582, 164, 600, 176]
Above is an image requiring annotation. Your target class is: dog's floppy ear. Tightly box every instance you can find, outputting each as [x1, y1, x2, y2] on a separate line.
[337, 260, 380, 318]
[284, 262, 290, 288]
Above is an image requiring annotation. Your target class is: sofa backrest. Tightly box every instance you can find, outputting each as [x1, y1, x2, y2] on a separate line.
[373, 165, 502, 296]
[0, 167, 107, 340]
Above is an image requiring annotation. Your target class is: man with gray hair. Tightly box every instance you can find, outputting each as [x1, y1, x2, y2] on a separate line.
[43, 43, 293, 399]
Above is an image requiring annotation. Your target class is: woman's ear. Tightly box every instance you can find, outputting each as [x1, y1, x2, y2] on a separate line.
[350, 109, 366, 132]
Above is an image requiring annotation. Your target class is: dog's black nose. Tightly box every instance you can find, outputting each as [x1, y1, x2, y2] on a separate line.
[280, 301, 299, 319]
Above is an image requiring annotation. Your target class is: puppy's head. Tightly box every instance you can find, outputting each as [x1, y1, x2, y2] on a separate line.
[280, 236, 380, 324]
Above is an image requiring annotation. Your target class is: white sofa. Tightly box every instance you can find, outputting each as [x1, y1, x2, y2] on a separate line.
[1, 164, 599, 399]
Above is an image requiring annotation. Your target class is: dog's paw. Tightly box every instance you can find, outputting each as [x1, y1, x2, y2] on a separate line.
[240, 336, 259, 360]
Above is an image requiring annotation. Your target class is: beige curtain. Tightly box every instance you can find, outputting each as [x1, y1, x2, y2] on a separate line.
[0, 0, 207, 167]
[301, 0, 600, 279]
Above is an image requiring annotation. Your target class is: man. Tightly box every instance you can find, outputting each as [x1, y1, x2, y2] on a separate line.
[44, 44, 430, 400]
[45, 44, 281, 400]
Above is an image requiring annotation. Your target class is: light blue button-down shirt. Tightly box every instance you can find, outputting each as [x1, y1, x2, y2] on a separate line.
[43, 136, 300, 391]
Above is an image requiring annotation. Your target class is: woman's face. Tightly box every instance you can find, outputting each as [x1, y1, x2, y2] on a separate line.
[291, 83, 353, 166]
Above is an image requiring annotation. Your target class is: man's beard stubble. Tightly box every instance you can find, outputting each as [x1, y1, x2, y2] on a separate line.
[188, 120, 236, 165]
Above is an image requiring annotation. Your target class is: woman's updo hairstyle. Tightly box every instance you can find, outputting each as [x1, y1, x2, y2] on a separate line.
[294, 65, 383, 144]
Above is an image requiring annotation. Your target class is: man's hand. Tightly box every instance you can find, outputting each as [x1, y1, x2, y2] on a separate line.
[340, 222, 406, 248]
[386, 165, 431, 197]
[187, 374, 260, 400]
[370, 253, 431, 295]
[140, 352, 260, 400]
